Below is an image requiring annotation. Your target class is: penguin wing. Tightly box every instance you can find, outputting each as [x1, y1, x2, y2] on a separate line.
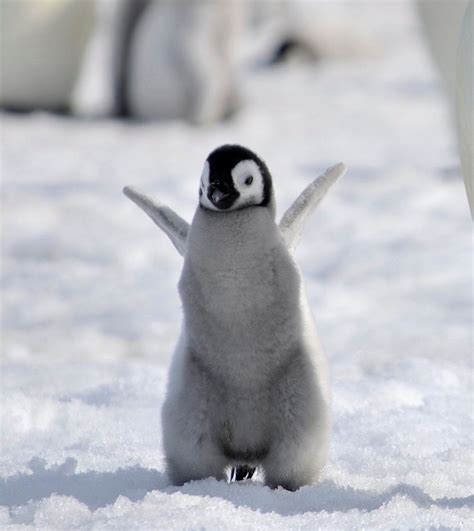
[123, 186, 189, 256]
[279, 163, 346, 251]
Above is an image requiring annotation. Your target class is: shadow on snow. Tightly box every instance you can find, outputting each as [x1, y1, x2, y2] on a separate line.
[1, 457, 473, 515]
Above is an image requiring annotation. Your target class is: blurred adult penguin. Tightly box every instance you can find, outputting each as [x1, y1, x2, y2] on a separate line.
[0, 0, 95, 112]
[417, 0, 473, 216]
[416, 0, 469, 103]
[113, 0, 242, 124]
[253, 1, 378, 65]
[456, 1, 473, 217]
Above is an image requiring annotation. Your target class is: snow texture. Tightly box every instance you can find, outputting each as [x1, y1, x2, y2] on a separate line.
[1, 2, 472, 529]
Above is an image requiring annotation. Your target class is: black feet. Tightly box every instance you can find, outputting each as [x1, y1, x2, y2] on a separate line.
[231, 464, 256, 482]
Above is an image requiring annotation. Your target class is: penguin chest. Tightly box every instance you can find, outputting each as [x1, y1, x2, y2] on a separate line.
[180, 241, 301, 386]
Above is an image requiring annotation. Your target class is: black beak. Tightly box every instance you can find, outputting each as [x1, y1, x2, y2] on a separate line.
[208, 184, 239, 210]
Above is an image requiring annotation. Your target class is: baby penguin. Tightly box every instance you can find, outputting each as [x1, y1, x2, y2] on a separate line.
[124, 145, 345, 490]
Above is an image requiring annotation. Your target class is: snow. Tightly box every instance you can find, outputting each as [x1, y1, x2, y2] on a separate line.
[1, 2, 472, 529]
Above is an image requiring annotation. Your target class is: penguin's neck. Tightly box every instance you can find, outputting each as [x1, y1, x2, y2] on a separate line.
[187, 206, 280, 270]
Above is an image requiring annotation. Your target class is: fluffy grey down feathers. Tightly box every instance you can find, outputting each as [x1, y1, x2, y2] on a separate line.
[124, 155, 345, 490]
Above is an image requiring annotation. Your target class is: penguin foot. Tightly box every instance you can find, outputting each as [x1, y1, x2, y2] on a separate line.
[230, 464, 257, 482]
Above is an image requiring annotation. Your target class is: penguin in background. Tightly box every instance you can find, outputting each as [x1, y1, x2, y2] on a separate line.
[124, 146, 346, 490]
[416, 0, 469, 103]
[0, 0, 95, 113]
[112, 0, 242, 123]
[416, 0, 473, 217]
[251, 1, 378, 66]
[456, 1, 473, 217]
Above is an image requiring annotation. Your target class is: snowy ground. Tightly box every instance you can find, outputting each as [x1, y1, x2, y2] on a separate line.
[1, 2, 472, 529]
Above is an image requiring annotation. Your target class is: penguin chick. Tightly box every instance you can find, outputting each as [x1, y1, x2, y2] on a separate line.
[124, 146, 346, 490]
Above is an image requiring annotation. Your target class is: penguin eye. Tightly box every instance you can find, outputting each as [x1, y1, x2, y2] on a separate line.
[244, 176, 253, 186]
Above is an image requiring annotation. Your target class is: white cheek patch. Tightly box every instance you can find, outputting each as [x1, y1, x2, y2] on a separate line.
[231, 159, 264, 209]
[199, 160, 219, 211]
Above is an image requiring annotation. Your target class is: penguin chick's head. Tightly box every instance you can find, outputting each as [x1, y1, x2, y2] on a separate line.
[199, 145, 273, 212]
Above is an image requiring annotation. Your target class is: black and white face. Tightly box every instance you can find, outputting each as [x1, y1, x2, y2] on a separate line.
[199, 145, 272, 212]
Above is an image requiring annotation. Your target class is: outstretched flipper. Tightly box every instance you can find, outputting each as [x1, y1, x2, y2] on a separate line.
[279, 163, 346, 251]
[123, 186, 189, 256]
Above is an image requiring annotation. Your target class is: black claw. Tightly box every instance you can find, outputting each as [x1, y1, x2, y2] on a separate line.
[234, 465, 256, 481]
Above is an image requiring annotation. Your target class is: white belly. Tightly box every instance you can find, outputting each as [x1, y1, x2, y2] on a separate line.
[456, 2, 473, 216]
